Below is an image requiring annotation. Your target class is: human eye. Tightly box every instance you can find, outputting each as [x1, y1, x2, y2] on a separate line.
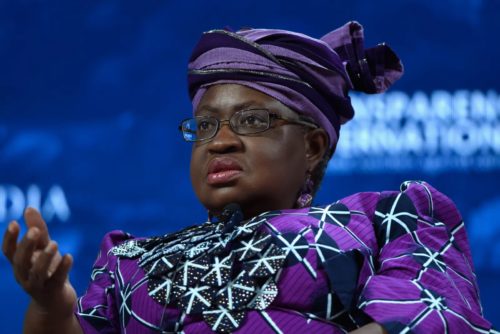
[197, 117, 215, 132]
[238, 110, 268, 128]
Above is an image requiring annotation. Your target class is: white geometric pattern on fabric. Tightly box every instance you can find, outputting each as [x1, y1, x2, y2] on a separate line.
[265, 223, 317, 278]
[181, 285, 213, 314]
[76, 181, 497, 333]
[310, 204, 370, 250]
[375, 193, 418, 246]
[233, 234, 271, 261]
[201, 253, 233, 287]
[250, 277, 278, 310]
[216, 271, 256, 310]
[245, 244, 286, 277]
[203, 305, 246, 333]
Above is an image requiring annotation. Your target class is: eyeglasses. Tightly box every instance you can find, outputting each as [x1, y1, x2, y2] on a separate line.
[179, 109, 318, 142]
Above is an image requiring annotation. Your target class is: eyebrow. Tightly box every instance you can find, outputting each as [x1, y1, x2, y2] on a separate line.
[196, 101, 264, 115]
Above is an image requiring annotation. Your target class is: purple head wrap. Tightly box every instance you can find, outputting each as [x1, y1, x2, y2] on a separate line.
[188, 21, 403, 148]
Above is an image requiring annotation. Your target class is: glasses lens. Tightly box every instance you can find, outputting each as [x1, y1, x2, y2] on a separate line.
[232, 109, 270, 134]
[182, 117, 217, 141]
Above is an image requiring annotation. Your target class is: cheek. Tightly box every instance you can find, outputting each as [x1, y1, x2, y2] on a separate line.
[249, 134, 307, 189]
[189, 147, 204, 193]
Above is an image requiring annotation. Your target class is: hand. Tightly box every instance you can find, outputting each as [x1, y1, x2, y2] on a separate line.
[2, 208, 77, 317]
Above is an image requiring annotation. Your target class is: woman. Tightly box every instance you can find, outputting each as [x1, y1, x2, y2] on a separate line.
[2, 22, 496, 334]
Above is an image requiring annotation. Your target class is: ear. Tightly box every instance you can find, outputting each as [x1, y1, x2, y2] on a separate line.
[303, 128, 329, 172]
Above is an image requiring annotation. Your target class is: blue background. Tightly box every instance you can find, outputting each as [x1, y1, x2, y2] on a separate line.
[1, 0, 499, 332]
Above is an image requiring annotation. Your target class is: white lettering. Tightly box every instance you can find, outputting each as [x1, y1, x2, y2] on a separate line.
[330, 89, 500, 174]
[0, 185, 25, 223]
[0, 185, 70, 224]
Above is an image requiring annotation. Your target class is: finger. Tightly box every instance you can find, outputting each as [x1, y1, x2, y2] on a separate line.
[29, 241, 59, 284]
[47, 248, 63, 276]
[47, 253, 73, 288]
[24, 207, 50, 247]
[2, 221, 20, 263]
[12, 227, 40, 281]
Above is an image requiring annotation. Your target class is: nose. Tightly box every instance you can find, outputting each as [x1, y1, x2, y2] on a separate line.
[207, 120, 243, 153]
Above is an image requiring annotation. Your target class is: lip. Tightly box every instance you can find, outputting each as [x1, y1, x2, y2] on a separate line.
[206, 157, 243, 185]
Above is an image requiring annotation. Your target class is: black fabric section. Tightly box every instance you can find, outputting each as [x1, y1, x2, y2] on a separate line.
[323, 249, 365, 312]
[373, 193, 418, 249]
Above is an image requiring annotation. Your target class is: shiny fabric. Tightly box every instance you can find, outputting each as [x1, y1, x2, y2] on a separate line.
[75, 181, 496, 333]
[188, 21, 404, 148]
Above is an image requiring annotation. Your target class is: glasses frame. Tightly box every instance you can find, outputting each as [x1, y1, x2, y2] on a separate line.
[178, 108, 318, 142]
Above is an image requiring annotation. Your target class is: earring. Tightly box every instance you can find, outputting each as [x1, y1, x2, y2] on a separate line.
[296, 173, 314, 208]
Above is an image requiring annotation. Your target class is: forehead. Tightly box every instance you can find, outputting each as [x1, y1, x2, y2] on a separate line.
[195, 84, 298, 118]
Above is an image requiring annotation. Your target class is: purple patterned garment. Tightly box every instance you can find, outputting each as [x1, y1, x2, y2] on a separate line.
[75, 181, 497, 333]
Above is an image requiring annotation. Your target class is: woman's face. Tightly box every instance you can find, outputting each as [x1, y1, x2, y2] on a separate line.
[190, 84, 313, 219]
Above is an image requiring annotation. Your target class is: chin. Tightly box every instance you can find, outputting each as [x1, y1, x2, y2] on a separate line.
[197, 183, 290, 219]
[202, 188, 244, 213]
[203, 195, 258, 220]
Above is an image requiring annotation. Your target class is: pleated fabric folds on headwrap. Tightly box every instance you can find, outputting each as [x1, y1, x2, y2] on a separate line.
[188, 21, 403, 148]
